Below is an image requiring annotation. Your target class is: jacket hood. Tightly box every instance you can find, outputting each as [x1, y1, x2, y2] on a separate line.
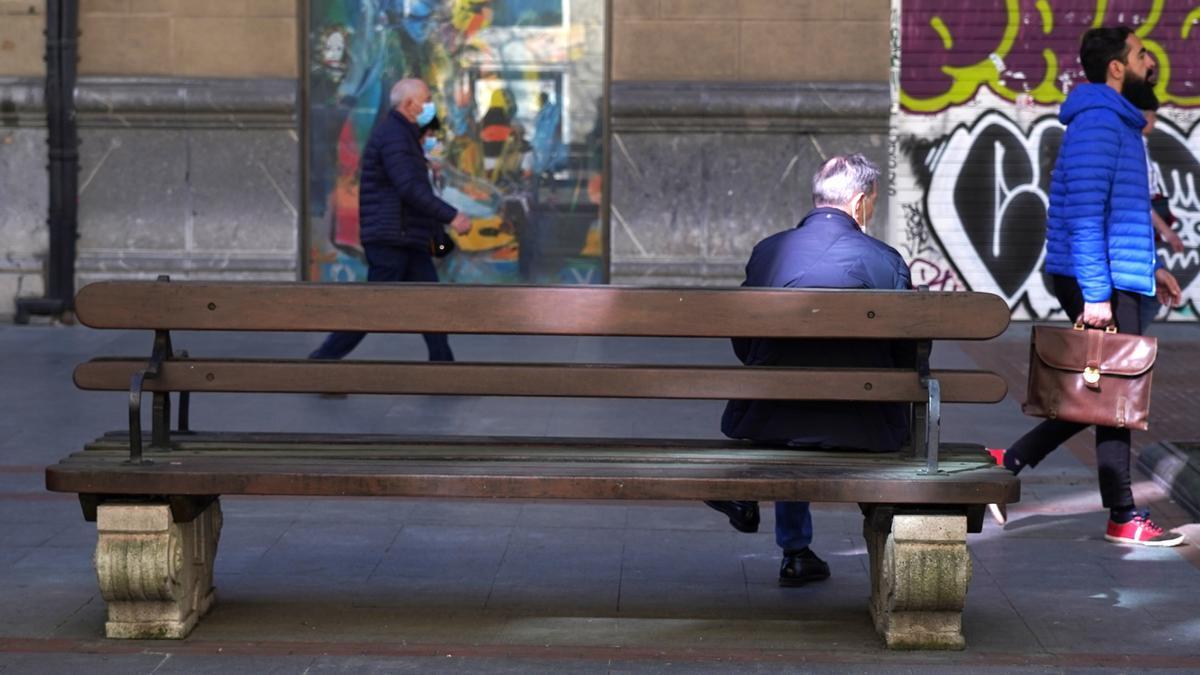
[1059, 83, 1146, 129]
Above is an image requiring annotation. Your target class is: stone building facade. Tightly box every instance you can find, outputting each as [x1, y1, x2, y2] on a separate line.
[0, 0, 891, 318]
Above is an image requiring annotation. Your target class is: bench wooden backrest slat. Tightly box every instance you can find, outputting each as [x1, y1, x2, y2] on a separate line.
[74, 359, 1008, 403]
[75, 281, 1010, 339]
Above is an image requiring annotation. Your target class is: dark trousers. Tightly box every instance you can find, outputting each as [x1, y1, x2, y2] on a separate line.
[310, 243, 454, 362]
[1007, 274, 1142, 512]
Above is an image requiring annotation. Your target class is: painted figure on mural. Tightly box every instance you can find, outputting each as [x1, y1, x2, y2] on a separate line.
[991, 28, 1186, 546]
[309, 79, 473, 366]
[707, 154, 914, 586]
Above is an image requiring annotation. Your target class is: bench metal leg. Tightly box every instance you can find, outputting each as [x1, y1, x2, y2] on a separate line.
[94, 498, 222, 639]
[863, 507, 971, 650]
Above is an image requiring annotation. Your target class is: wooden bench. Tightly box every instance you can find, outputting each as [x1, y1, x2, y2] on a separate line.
[46, 279, 1018, 649]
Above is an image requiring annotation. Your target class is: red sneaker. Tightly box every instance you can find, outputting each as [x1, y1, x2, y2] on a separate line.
[1105, 513, 1185, 547]
[987, 447, 1006, 466]
[986, 448, 1008, 525]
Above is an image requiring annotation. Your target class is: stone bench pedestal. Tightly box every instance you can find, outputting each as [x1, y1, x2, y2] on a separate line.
[94, 499, 222, 639]
[864, 508, 971, 650]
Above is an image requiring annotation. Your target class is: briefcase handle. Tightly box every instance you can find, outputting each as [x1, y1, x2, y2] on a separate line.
[1073, 322, 1118, 334]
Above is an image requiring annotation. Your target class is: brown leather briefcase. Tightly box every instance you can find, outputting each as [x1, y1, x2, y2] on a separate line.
[1021, 324, 1157, 430]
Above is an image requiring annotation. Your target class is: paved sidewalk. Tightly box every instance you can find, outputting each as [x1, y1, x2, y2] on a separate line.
[1, 322, 1198, 674]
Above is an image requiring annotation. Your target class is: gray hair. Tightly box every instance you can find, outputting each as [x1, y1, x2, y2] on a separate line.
[811, 154, 880, 207]
[389, 78, 426, 109]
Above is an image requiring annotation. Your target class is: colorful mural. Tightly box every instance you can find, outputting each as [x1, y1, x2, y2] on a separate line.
[305, 1, 606, 284]
[891, 0, 1200, 319]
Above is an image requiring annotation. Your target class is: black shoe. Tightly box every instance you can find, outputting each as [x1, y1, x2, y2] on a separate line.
[703, 500, 760, 533]
[778, 548, 830, 587]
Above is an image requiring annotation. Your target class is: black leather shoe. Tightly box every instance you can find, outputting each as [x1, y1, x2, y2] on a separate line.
[703, 500, 760, 533]
[778, 547, 831, 587]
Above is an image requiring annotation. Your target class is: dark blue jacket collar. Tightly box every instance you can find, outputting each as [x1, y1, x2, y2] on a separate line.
[798, 206, 860, 231]
[389, 108, 421, 139]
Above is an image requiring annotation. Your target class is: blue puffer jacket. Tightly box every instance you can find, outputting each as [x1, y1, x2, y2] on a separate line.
[1044, 83, 1155, 301]
[359, 110, 457, 250]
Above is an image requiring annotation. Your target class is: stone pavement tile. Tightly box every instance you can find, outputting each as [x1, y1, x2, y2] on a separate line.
[0, 473, 44, 493]
[544, 411, 636, 438]
[372, 524, 511, 579]
[743, 574, 870, 621]
[740, 536, 866, 586]
[405, 500, 525, 527]
[38, 519, 96, 548]
[630, 400, 727, 438]
[384, 393, 480, 420]
[305, 655, 596, 674]
[960, 582, 1044, 654]
[626, 502, 742, 532]
[0, 579, 98, 638]
[616, 579, 750, 619]
[515, 501, 629, 529]
[0, 496, 82, 525]
[349, 576, 496, 612]
[990, 512, 1108, 540]
[0, 519, 70, 548]
[0, 653, 167, 674]
[150, 654, 316, 674]
[492, 528, 624, 583]
[251, 521, 399, 579]
[0, 546, 31, 567]
[294, 497, 417, 524]
[215, 544, 275, 576]
[620, 528, 745, 584]
[218, 495, 312, 521]
[485, 579, 620, 615]
[7, 545, 95, 576]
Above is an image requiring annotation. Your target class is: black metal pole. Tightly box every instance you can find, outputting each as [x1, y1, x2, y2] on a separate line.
[15, 0, 78, 324]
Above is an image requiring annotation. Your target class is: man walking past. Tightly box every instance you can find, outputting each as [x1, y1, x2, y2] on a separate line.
[311, 78, 471, 363]
[706, 154, 914, 585]
[994, 27, 1184, 546]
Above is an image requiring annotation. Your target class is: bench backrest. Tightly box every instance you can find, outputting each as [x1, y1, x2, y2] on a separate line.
[76, 281, 1008, 338]
[72, 280, 1012, 470]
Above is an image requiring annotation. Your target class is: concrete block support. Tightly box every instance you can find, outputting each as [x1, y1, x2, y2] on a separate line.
[95, 499, 223, 639]
[864, 510, 971, 650]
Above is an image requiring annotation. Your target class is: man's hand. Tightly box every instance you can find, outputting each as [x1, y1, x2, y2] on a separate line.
[450, 212, 471, 235]
[1155, 268, 1182, 308]
[1080, 301, 1113, 327]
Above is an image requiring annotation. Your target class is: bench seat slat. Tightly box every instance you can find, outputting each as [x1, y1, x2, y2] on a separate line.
[75, 281, 1011, 339]
[75, 359, 1008, 403]
[46, 447, 1019, 504]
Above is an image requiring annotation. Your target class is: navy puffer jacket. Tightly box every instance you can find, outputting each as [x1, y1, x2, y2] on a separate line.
[1044, 83, 1156, 301]
[721, 208, 915, 452]
[358, 109, 457, 250]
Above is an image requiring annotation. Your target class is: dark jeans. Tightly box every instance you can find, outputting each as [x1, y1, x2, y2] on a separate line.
[1007, 274, 1142, 512]
[310, 243, 454, 362]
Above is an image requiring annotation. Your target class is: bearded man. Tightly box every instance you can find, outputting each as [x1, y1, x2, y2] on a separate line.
[993, 27, 1185, 547]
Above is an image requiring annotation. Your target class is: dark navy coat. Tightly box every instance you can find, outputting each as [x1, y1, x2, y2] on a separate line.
[721, 207, 915, 452]
[359, 109, 457, 250]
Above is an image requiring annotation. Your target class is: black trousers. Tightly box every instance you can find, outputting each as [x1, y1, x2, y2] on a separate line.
[310, 244, 454, 362]
[1007, 274, 1143, 512]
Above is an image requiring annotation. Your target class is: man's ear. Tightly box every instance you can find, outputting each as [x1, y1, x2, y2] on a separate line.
[1109, 57, 1125, 82]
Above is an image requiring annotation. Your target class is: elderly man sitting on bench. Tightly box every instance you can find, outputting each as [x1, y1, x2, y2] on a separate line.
[707, 154, 915, 587]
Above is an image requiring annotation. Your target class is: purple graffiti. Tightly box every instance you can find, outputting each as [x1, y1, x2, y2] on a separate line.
[901, 1, 1200, 113]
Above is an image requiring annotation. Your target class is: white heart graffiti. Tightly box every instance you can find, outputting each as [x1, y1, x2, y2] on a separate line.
[924, 110, 1200, 318]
